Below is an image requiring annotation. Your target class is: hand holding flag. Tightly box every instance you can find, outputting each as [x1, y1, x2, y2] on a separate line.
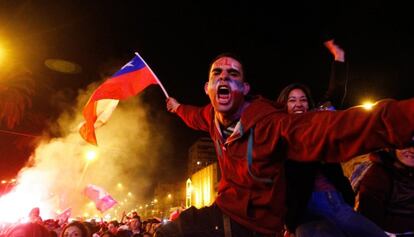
[79, 53, 168, 145]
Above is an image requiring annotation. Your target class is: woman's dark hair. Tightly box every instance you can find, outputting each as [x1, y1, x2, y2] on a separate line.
[60, 221, 90, 237]
[276, 83, 315, 111]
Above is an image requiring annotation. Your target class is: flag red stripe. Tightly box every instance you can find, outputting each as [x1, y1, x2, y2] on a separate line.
[80, 66, 157, 145]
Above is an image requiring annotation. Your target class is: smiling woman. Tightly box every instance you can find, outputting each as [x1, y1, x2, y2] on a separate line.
[44, 59, 82, 74]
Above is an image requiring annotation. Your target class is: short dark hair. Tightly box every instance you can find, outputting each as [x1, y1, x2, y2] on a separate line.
[132, 216, 141, 222]
[109, 220, 119, 227]
[209, 53, 247, 81]
[276, 83, 315, 111]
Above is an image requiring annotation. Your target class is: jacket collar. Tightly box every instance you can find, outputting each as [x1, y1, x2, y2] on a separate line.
[213, 96, 284, 144]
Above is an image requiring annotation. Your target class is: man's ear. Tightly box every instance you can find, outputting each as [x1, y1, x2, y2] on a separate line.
[243, 82, 250, 95]
[204, 82, 209, 95]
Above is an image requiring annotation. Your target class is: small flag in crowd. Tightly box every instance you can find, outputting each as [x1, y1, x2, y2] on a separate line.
[56, 208, 72, 224]
[79, 52, 168, 145]
[84, 184, 117, 212]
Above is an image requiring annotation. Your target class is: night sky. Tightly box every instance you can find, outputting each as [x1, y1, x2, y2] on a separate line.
[0, 0, 413, 181]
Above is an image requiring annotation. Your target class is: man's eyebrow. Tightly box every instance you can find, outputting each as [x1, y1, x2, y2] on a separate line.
[227, 68, 241, 74]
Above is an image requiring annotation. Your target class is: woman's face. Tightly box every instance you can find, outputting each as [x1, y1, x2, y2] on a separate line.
[396, 146, 414, 167]
[63, 226, 82, 237]
[287, 88, 309, 114]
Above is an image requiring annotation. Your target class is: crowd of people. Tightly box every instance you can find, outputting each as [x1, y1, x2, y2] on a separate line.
[161, 38, 414, 237]
[1, 39, 413, 237]
[0, 210, 163, 237]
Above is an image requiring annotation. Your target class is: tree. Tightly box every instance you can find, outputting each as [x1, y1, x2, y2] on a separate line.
[0, 63, 35, 129]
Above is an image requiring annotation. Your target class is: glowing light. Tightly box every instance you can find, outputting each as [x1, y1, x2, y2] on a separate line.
[190, 164, 217, 208]
[85, 150, 97, 161]
[1, 180, 6, 184]
[167, 194, 172, 199]
[0, 44, 6, 64]
[361, 101, 375, 110]
[0, 174, 57, 223]
[186, 179, 193, 208]
[154, 199, 158, 203]
[117, 183, 123, 189]
[127, 192, 132, 197]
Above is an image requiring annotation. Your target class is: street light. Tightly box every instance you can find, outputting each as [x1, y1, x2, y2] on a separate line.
[0, 39, 10, 64]
[85, 150, 97, 161]
[78, 149, 98, 187]
[361, 100, 375, 110]
[0, 45, 5, 64]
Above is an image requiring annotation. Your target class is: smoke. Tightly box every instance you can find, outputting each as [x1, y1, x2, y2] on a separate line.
[0, 80, 169, 222]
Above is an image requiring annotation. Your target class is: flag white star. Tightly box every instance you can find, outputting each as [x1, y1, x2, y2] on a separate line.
[121, 60, 135, 70]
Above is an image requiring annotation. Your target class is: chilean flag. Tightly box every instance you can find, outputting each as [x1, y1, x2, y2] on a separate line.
[56, 208, 72, 224]
[80, 53, 159, 145]
[84, 184, 117, 212]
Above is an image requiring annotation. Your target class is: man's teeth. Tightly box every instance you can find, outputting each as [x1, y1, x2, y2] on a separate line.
[218, 86, 230, 95]
[294, 111, 304, 114]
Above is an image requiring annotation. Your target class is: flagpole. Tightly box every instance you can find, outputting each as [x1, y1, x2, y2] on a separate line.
[135, 52, 169, 98]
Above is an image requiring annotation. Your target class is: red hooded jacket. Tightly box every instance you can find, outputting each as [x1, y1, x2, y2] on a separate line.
[176, 96, 414, 234]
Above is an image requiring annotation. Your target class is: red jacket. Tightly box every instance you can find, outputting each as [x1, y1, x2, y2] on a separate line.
[176, 96, 414, 234]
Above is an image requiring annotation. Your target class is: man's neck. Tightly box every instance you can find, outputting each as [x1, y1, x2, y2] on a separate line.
[216, 102, 249, 127]
[218, 116, 238, 128]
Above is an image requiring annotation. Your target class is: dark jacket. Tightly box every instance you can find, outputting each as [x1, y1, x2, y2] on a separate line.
[358, 150, 414, 233]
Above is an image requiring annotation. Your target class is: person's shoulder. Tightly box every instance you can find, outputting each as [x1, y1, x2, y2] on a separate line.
[361, 158, 391, 187]
[241, 95, 286, 129]
[369, 149, 395, 168]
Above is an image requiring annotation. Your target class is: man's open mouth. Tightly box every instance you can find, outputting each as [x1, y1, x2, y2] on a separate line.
[217, 85, 231, 104]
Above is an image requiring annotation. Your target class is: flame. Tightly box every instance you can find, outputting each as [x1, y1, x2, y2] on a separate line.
[0, 175, 56, 223]
[0, 94, 166, 223]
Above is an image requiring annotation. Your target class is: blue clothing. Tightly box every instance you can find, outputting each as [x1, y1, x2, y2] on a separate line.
[297, 191, 387, 237]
